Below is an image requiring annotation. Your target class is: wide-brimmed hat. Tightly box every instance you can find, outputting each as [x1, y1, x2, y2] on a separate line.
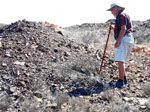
[107, 3, 125, 11]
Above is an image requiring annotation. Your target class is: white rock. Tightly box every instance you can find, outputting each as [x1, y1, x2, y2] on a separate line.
[34, 96, 42, 103]
[123, 97, 134, 103]
[138, 98, 149, 105]
[47, 102, 57, 107]
[10, 87, 17, 92]
[2, 63, 7, 67]
[13, 61, 25, 66]
[140, 105, 147, 109]
[5, 53, 11, 57]
[64, 51, 71, 56]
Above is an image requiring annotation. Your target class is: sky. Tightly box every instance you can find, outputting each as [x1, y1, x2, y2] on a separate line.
[1, 0, 150, 27]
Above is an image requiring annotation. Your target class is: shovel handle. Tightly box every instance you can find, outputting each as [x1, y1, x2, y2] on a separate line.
[98, 22, 112, 75]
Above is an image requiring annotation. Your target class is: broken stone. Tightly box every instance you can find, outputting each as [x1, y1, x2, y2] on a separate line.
[10, 87, 17, 93]
[1, 63, 7, 67]
[13, 61, 25, 66]
[33, 92, 42, 98]
[138, 98, 149, 105]
[34, 96, 42, 103]
[123, 97, 134, 103]
[5, 52, 11, 57]
[140, 105, 146, 109]
[0, 41, 2, 48]
[64, 51, 71, 57]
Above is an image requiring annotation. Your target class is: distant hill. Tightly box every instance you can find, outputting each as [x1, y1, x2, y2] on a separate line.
[0, 23, 7, 28]
[65, 19, 150, 45]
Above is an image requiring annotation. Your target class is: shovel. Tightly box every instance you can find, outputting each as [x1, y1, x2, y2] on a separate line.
[98, 22, 112, 75]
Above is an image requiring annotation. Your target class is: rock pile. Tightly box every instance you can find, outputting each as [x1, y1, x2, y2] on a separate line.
[0, 20, 105, 111]
[0, 20, 150, 112]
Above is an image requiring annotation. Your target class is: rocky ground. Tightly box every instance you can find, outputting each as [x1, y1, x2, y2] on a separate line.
[0, 19, 150, 112]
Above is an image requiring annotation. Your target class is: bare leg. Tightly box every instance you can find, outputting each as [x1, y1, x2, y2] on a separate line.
[117, 61, 125, 80]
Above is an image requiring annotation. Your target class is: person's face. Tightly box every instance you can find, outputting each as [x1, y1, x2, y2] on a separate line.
[110, 7, 118, 17]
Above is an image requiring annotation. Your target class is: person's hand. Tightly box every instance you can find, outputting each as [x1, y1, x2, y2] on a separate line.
[110, 25, 114, 30]
[114, 41, 120, 48]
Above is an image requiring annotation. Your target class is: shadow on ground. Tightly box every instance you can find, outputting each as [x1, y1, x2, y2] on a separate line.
[67, 80, 104, 97]
[49, 78, 112, 97]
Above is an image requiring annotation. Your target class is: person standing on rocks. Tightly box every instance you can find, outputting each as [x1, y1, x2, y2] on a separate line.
[107, 3, 134, 88]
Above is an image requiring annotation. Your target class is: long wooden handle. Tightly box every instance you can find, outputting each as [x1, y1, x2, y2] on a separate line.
[98, 22, 112, 75]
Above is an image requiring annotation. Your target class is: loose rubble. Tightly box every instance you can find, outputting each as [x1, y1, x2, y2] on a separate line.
[0, 19, 150, 112]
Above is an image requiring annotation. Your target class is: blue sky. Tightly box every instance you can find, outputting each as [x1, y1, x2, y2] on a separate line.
[1, 0, 150, 27]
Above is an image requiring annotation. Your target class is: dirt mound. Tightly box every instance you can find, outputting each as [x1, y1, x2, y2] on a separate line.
[0, 20, 106, 111]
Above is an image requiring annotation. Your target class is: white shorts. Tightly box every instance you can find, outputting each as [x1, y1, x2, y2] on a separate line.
[115, 35, 134, 63]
